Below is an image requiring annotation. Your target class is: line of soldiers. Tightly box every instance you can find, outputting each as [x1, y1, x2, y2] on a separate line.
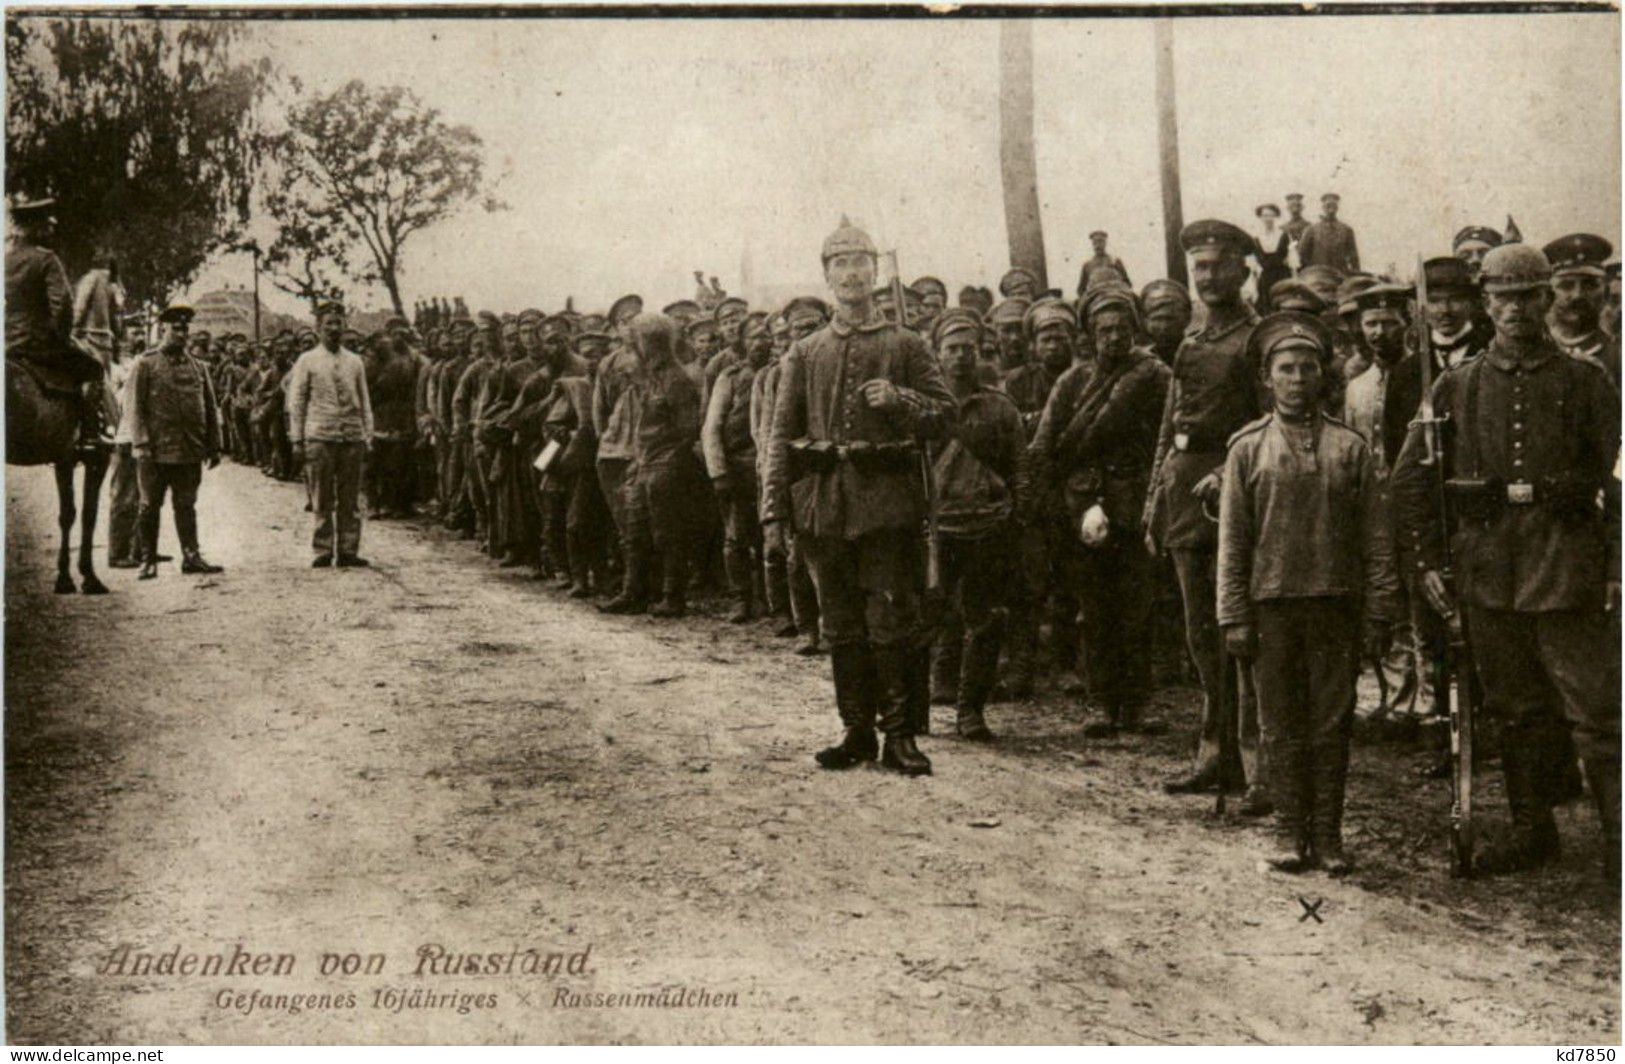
[167, 213, 1618, 881]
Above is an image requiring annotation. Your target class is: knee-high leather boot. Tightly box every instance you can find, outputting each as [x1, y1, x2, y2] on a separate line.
[874, 643, 931, 777]
[815, 642, 879, 769]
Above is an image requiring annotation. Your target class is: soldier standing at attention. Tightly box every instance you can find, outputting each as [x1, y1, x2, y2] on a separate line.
[1297, 193, 1361, 274]
[128, 304, 225, 580]
[1391, 243, 1621, 883]
[1218, 311, 1400, 874]
[592, 294, 646, 601]
[1076, 230, 1132, 296]
[288, 302, 374, 569]
[1144, 220, 1266, 806]
[762, 217, 954, 776]
[704, 313, 774, 623]
[1141, 280, 1193, 368]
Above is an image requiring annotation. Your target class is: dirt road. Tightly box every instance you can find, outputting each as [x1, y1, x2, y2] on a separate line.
[5, 462, 1618, 1044]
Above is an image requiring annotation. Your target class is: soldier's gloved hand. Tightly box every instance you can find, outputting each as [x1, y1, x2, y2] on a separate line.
[1222, 622, 1256, 660]
[1362, 619, 1391, 662]
[1420, 569, 1456, 621]
[1191, 470, 1223, 507]
[859, 379, 904, 413]
[763, 520, 787, 559]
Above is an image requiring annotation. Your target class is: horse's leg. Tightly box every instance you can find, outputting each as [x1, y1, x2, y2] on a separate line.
[52, 461, 77, 593]
[78, 451, 110, 595]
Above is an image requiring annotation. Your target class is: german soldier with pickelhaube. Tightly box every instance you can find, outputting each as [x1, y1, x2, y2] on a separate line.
[1391, 241, 1621, 883]
[1144, 218, 1269, 813]
[761, 217, 954, 776]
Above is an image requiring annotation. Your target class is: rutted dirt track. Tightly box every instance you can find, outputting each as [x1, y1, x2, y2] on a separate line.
[5, 463, 1618, 1044]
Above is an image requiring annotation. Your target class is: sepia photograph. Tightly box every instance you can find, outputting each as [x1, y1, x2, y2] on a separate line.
[2, 1, 1620, 1047]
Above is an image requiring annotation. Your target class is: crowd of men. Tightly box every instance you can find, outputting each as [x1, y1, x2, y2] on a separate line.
[9, 189, 1621, 883]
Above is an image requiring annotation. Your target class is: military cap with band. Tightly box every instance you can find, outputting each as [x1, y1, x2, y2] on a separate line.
[1543, 233, 1614, 278]
[989, 297, 1032, 326]
[608, 294, 644, 324]
[783, 296, 830, 324]
[1285, 192, 1304, 203]
[541, 314, 574, 336]
[1421, 256, 1477, 293]
[1247, 310, 1335, 369]
[1088, 230, 1108, 241]
[1453, 225, 1503, 251]
[958, 285, 994, 315]
[683, 317, 719, 337]
[821, 216, 876, 263]
[662, 299, 703, 320]
[1024, 299, 1077, 336]
[1479, 243, 1553, 293]
[1321, 192, 1341, 203]
[1083, 266, 1131, 294]
[911, 276, 948, 301]
[159, 303, 195, 325]
[8, 193, 55, 220]
[1141, 278, 1192, 311]
[999, 267, 1039, 297]
[1300, 263, 1347, 289]
[1269, 279, 1327, 314]
[1352, 282, 1411, 314]
[517, 308, 545, 326]
[712, 296, 749, 322]
[932, 308, 983, 348]
[1607, 256, 1621, 281]
[1081, 286, 1139, 323]
[1180, 219, 1253, 257]
[1334, 274, 1378, 316]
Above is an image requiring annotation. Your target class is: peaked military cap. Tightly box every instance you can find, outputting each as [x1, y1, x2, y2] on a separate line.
[1268, 279, 1327, 315]
[1321, 192, 1341, 204]
[158, 303, 195, 325]
[1084, 266, 1131, 294]
[999, 267, 1039, 296]
[1352, 282, 1412, 314]
[958, 286, 994, 316]
[608, 294, 644, 324]
[1299, 264, 1346, 289]
[1089, 230, 1108, 241]
[1480, 244, 1553, 293]
[712, 296, 749, 321]
[540, 314, 574, 336]
[1543, 233, 1614, 278]
[517, 308, 545, 326]
[911, 276, 948, 300]
[1180, 219, 1252, 257]
[1285, 192, 1305, 203]
[821, 216, 876, 263]
[683, 317, 719, 337]
[1081, 286, 1139, 322]
[1453, 225, 1502, 251]
[1334, 274, 1378, 315]
[1247, 310, 1334, 369]
[932, 308, 983, 347]
[476, 310, 500, 329]
[989, 297, 1032, 326]
[662, 299, 702, 321]
[1421, 256, 1477, 293]
[1141, 278, 1192, 311]
[1025, 299, 1077, 336]
[783, 296, 830, 324]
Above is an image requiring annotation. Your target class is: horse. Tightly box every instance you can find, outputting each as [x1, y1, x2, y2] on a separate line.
[6, 357, 112, 595]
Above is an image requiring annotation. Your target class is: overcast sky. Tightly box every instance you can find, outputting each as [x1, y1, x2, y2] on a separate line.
[185, 11, 1621, 319]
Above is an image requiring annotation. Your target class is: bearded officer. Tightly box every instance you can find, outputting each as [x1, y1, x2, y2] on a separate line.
[762, 217, 954, 776]
[1144, 219, 1267, 808]
[1391, 242, 1621, 882]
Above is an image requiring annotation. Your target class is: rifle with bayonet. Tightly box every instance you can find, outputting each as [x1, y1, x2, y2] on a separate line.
[885, 249, 941, 592]
[1412, 255, 1477, 877]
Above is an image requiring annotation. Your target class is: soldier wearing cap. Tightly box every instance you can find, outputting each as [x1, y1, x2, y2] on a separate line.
[663, 300, 703, 327]
[1544, 233, 1620, 386]
[1076, 230, 1131, 297]
[1329, 272, 1376, 397]
[289, 301, 374, 568]
[762, 217, 954, 776]
[768, 312, 792, 361]
[128, 303, 225, 579]
[484, 312, 551, 568]
[1219, 311, 1399, 873]
[958, 285, 994, 319]
[912, 276, 948, 334]
[1033, 286, 1172, 738]
[364, 315, 421, 520]
[432, 315, 476, 532]
[1144, 219, 1267, 804]
[925, 309, 1025, 740]
[703, 311, 775, 622]
[686, 318, 723, 369]
[753, 296, 828, 651]
[1267, 278, 1325, 317]
[1453, 225, 1503, 280]
[451, 315, 503, 553]
[1341, 283, 1412, 471]
[988, 297, 1032, 378]
[1604, 257, 1620, 339]
[1282, 193, 1311, 247]
[592, 293, 650, 603]
[999, 267, 1040, 302]
[1298, 193, 1361, 274]
[536, 318, 614, 596]
[1141, 280, 1193, 367]
[7, 194, 102, 387]
[1391, 242, 1621, 882]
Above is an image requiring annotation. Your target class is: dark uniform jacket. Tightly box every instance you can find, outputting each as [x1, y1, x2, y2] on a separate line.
[1001, 362, 1057, 438]
[762, 310, 953, 540]
[545, 375, 599, 476]
[1553, 328, 1622, 389]
[1032, 349, 1170, 531]
[5, 239, 72, 361]
[933, 385, 1024, 540]
[703, 360, 761, 483]
[1298, 219, 1361, 273]
[128, 347, 221, 463]
[367, 347, 421, 439]
[451, 357, 495, 443]
[1217, 412, 1400, 626]
[1382, 327, 1490, 468]
[626, 360, 703, 474]
[591, 345, 640, 462]
[1389, 336, 1621, 612]
[1144, 310, 1262, 550]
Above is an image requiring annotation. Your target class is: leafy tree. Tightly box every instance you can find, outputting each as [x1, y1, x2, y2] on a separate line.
[5, 17, 272, 307]
[274, 79, 501, 317]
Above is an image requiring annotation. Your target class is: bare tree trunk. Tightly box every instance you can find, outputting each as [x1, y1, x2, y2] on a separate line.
[998, 21, 1047, 291]
[1154, 19, 1187, 287]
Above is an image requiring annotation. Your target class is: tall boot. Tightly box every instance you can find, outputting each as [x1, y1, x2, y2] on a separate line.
[956, 619, 1002, 742]
[815, 643, 879, 769]
[1587, 757, 1621, 886]
[1309, 738, 1353, 875]
[999, 614, 1038, 701]
[1264, 739, 1310, 872]
[648, 549, 688, 618]
[875, 644, 932, 777]
[931, 632, 962, 708]
[566, 530, 595, 598]
[764, 552, 793, 635]
[723, 548, 755, 624]
[1475, 728, 1562, 876]
[598, 537, 649, 615]
[905, 642, 932, 736]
